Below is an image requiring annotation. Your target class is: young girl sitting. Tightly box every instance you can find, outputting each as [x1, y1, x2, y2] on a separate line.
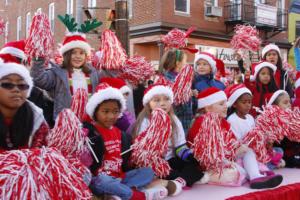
[31, 32, 100, 120]
[83, 83, 167, 200]
[160, 48, 193, 134]
[188, 87, 283, 189]
[244, 61, 278, 117]
[132, 82, 205, 195]
[266, 90, 298, 168]
[0, 61, 48, 150]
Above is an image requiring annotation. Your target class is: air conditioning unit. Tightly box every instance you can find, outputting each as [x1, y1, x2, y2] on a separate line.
[205, 6, 223, 17]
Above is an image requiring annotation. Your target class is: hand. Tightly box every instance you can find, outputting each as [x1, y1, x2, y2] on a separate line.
[192, 89, 198, 97]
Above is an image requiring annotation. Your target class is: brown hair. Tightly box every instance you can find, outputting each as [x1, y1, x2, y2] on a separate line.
[158, 48, 184, 73]
[273, 92, 287, 106]
[62, 49, 91, 74]
[132, 104, 178, 146]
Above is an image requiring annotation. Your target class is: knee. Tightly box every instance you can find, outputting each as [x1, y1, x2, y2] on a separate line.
[140, 167, 154, 179]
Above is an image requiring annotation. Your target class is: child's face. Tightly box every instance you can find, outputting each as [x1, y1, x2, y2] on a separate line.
[258, 67, 271, 85]
[176, 53, 187, 72]
[205, 100, 228, 118]
[265, 50, 279, 65]
[233, 93, 252, 117]
[94, 101, 121, 129]
[149, 95, 172, 113]
[196, 59, 212, 75]
[0, 74, 28, 112]
[276, 94, 291, 110]
[71, 48, 87, 69]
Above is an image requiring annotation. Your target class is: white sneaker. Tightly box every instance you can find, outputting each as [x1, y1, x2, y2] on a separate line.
[166, 179, 184, 196]
[144, 186, 168, 200]
[104, 195, 122, 200]
[195, 172, 210, 185]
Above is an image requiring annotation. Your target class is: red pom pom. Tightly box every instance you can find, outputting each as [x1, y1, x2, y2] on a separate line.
[0, 148, 92, 200]
[70, 88, 89, 122]
[25, 13, 54, 60]
[119, 55, 155, 87]
[130, 108, 171, 178]
[98, 30, 127, 70]
[162, 27, 196, 49]
[172, 64, 194, 105]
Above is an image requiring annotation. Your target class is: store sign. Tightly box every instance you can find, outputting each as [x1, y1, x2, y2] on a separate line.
[256, 3, 277, 26]
[195, 45, 238, 65]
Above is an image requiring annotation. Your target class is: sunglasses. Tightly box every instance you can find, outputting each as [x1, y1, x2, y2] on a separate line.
[0, 82, 30, 91]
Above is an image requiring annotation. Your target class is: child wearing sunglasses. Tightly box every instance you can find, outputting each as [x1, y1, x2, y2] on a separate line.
[0, 61, 49, 150]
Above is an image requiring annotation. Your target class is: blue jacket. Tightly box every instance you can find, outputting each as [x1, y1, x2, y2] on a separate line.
[193, 74, 225, 92]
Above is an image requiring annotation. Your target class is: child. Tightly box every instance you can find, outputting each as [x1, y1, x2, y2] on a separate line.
[188, 87, 283, 189]
[31, 30, 100, 120]
[100, 77, 136, 135]
[83, 83, 167, 200]
[0, 61, 48, 150]
[193, 52, 226, 92]
[159, 48, 193, 134]
[266, 90, 299, 168]
[262, 44, 293, 96]
[244, 61, 278, 117]
[132, 82, 205, 194]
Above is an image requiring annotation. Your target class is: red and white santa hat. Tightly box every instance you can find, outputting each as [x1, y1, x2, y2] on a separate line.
[194, 52, 217, 74]
[261, 44, 281, 58]
[85, 83, 126, 118]
[100, 77, 131, 95]
[143, 83, 174, 106]
[295, 71, 300, 89]
[251, 61, 277, 80]
[197, 87, 227, 109]
[266, 90, 288, 106]
[0, 40, 27, 60]
[59, 32, 91, 56]
[225, 84, 252, 107]
[0, 60, 33, 97]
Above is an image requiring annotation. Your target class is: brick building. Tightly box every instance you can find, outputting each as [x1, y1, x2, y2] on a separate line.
[0, 0, 291, 67]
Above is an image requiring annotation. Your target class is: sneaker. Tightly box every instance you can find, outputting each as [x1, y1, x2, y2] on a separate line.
[144, 186, 168, 200]
[250, 174, 283, 189]
[104, 195, 121, 200]
[195, 172, 210, 185]
[166, 177, 186, 196]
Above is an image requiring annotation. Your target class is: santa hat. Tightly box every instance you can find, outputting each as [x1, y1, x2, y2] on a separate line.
[295, 72, 300, 89]
[216, 59, 225, 77]
[143, 83, 174, 106]
[262, 44, 281, 58]
[194, 52, 217, 74]
[0, 40, 27, 60]
[197, 87, 227, 109]
[251, 61, 277, 80]
[85, 83, 126, 118]
[59, 32, 91, 56]
[225, 84, 252, 107]
[0, 60, 33, 97]
[100, 77, 131, 94]
[266, 90, 288, 106]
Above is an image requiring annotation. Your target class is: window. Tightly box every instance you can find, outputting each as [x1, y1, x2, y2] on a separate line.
[5, 21, 9, 43]
[175, 0, 190, 14]
[49, 3, 55, 32]
[128, 0, 133, 18]
[296, 21, 300, 37]
[37, 8, 42, 14]
[211, 0, 218, 6]
[17, 16, 22, 40]
[67, 0, 74, 15]
[26, 12, 31, 37]
[88, 0, 97, 16]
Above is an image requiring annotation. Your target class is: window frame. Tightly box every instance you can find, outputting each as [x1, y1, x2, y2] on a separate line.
[67, 0, 74, 15]
[17, 16, 22, 40]
[174, 0, 190, 15]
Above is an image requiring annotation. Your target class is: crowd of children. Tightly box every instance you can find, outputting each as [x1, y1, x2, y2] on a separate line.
[1, 17, 300, 200]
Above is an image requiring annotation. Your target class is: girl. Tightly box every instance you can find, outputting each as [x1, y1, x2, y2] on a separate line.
[262, 44, 293, 96]
[159, 48, 193, 134]
[100, 77, 136, 135]
[31, 33, 100, 120]
[0, 61, 48, 150]
[132, 82, 205, 195]
[244, 61, 278, 117]
[188, 87, 283, 189]
[267, 90, 299, 168]
[83, 83, 167, 200]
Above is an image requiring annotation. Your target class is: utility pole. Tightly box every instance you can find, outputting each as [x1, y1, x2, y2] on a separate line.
[115, 0, 129, 55]
[76, 0, 84, 25]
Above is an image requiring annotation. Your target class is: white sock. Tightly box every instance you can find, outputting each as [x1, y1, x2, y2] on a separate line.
[243, 149, 264, 180]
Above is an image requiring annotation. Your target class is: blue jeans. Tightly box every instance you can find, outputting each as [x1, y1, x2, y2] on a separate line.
[90, 167, 154, 200]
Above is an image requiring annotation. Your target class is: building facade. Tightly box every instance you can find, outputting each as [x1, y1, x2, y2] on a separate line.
[0, 0, 291, 67]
